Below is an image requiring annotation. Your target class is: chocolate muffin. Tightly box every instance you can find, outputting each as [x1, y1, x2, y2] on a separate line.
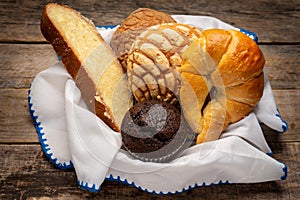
[121, 100, 195, 162]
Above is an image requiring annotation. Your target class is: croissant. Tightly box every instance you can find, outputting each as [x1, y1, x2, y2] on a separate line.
[179, 29, 265, 144]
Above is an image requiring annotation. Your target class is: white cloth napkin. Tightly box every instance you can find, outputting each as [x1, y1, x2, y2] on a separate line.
[28, 15, 288, 194]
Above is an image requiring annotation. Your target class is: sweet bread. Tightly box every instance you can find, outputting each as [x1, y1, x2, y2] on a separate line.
[110, 8, 176, 70]
[40, 3, 132, 132]
[126, 23, 202, 104]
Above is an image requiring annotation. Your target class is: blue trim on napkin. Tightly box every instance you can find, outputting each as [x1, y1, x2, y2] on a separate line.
[78, 180, 101, 193]
[275, 109, 288, 133]
[280, 162, 288, 180]
[239, 28, 259, 43]
[28, 86, 73, 170]
[96, 25, 117, 29]
[105, 174, 231, 195]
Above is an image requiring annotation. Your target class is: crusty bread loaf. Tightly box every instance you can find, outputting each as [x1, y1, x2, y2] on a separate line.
[110, 8, 176, 70]
[40, 3, 132, 132]
[179, 29, 265, 144]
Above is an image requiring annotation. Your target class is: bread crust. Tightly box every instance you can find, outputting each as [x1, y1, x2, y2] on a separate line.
[40, 4, 82, 78]
[76, 67, 119, 131]
[40, 3, 131, 132]
[212, 30, 265, 87]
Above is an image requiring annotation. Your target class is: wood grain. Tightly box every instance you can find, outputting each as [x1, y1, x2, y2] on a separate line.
[262, 45, 300, 90]
[0, 143, 299, 199]
[0, 0, 299, 43]
[0, 44, 57, 89]
[0, 0, 299, 199]
[0, 88, 298, 144]
[0, 44, 299, 89]
[0, 89, 37, 143]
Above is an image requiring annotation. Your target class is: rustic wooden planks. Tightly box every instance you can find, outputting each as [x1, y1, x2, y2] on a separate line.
[0, 143, 299, 199]
[0, 44, 57, 89]
[0, 89, 37, 143]
[261, 45, 300, 90]
[0, 0, 299, 43]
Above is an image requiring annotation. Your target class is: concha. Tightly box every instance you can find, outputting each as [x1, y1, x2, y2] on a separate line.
[110, 8, 176, 70]
[127, 23, 202, 104]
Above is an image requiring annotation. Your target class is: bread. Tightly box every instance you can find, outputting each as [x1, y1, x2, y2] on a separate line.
[179, 29, 265, 144]
[110, 8, 176, 70]
[126, 23, 202, 104]
[40, 3, 132, 132]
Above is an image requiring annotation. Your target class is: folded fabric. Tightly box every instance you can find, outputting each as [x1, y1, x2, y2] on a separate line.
[28, 15, 288, 194]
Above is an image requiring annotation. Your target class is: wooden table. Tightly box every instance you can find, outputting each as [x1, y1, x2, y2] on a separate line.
[1, 0, 299, 199]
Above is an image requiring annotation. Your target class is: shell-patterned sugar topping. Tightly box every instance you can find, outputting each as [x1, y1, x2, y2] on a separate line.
[127, 23, 202, 104]
[110, 8, 176, 70]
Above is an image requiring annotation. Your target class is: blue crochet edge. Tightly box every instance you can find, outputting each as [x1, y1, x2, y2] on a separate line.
[96, 25, 117, 29]
[280, 162, 288, 180]
[266, 151, 273, 156]
[275, 109, 288, 133]
[105, 160, 288, 195]
[27, 85, 73, 170]
[78, 180, 101, 193]
[105, 174, 232, 195]
[239, 28, 259, 43]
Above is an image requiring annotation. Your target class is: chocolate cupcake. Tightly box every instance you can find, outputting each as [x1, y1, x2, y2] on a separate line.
[121, 100, 195, 162]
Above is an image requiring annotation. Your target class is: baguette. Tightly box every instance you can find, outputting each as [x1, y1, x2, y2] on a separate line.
[40, 3, 132, 132]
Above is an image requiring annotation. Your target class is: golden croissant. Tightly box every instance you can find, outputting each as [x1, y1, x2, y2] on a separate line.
[179, 29, 265, 144]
